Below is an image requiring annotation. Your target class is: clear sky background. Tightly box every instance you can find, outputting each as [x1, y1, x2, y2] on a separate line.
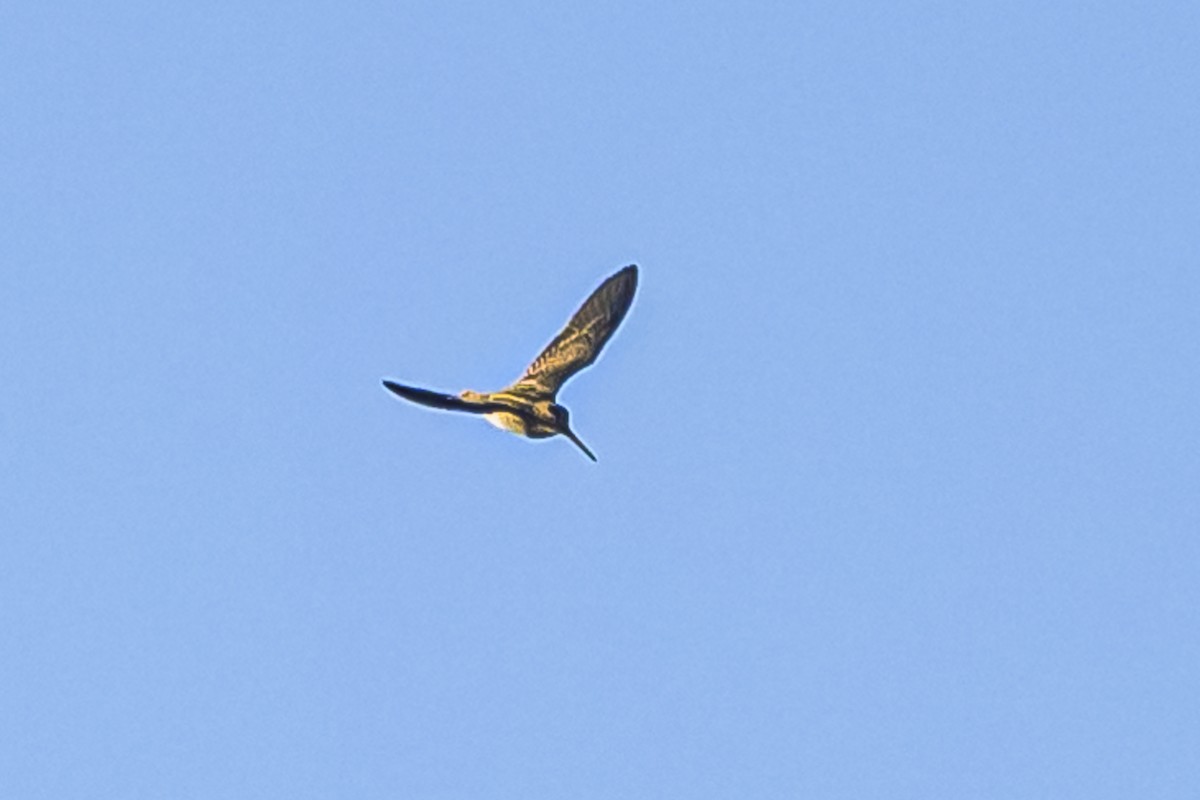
[2, 2, 1198, 798]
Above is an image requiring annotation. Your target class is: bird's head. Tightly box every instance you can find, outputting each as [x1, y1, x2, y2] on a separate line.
[550, 404, 570, 427]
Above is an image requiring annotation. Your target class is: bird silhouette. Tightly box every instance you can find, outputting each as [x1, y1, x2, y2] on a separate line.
[382, 264, 638, 461]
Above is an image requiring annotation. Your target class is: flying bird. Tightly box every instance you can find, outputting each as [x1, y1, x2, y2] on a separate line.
[382, 264, 638, 461]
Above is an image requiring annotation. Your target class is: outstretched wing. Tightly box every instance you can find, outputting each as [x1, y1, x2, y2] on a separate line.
[382, 380, 509, 414]
[507, 264, 638, 399]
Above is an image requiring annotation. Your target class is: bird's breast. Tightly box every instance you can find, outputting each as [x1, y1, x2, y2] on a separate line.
[484, 411, 556, 439]
[484, 411, 527, 434]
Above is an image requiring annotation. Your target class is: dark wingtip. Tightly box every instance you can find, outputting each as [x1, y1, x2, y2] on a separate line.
[620, 264, 638, 295]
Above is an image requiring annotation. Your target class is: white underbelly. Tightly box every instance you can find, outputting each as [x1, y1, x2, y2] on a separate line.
[484, 412, 527, 435]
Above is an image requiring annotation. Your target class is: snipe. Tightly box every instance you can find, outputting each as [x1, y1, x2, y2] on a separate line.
[382, 264, 638, 461]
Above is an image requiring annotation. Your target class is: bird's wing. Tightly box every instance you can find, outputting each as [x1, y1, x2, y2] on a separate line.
[506, 264, 638, 399]
[382, 380, 509, 414]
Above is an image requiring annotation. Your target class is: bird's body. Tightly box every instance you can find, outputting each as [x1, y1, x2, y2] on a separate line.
[459, 390, 558, 437]
[382, 265, 638, 461]
[485, 409, 540, 436]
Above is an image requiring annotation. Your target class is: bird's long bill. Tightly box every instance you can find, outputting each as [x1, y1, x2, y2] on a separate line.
[382, 380, 488, 414]
[562, 426, 597, 462]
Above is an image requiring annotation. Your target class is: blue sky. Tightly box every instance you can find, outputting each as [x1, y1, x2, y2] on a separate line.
[2, 2, 1198, 797]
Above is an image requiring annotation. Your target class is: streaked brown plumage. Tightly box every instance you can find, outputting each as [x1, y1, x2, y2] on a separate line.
[382, 264, 638, 461]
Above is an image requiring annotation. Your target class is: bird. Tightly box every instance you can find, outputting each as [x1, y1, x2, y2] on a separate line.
[382, 264, 638, 462]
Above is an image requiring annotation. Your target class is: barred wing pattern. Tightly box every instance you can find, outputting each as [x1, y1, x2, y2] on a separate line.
[508, 265, 638, 399]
